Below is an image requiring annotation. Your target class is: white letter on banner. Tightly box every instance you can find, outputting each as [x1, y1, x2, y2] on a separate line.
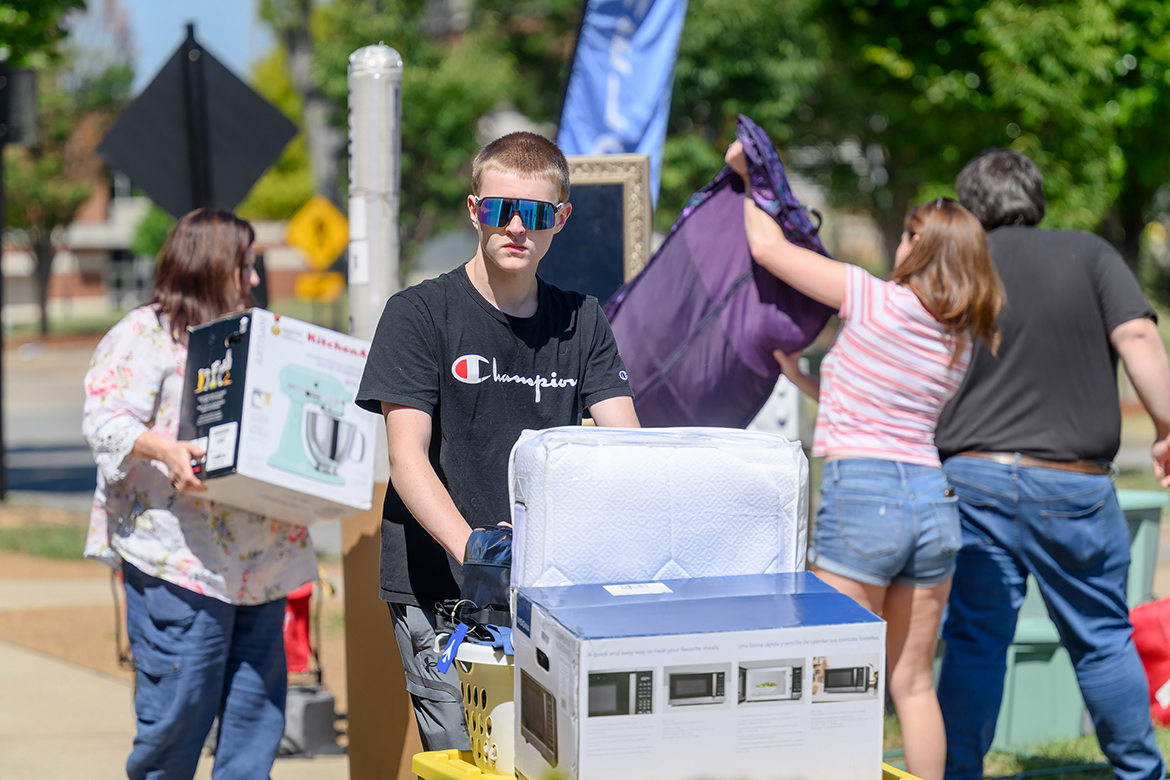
[605, 73, 630, 133]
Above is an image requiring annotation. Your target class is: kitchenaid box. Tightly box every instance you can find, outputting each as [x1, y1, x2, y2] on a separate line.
[178, 309, 375, 525]
[514, 573, 885, 780]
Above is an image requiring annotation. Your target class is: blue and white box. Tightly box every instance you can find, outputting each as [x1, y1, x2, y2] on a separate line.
[513, 573, 886, 780]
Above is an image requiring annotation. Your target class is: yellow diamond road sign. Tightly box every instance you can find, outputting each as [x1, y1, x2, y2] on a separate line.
[286, 195, 349, 271]
[294, 271, 346, 304]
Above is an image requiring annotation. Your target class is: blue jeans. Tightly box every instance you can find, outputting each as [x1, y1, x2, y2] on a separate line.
[938, 456, 1162, 780]
[812, 458, 960, 588]
[123, 562, 288, 780]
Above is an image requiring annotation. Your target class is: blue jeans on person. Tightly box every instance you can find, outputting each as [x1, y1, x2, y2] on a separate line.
[938, 456, 1163, 780]
[122, 562, 289, 780]
[812, 458, 960, 588]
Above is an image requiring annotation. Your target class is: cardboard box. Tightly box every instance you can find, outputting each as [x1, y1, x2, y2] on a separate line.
[513, 573, 886, 780]
[179, 309, 376, 525]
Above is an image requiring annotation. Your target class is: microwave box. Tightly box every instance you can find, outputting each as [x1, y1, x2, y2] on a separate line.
[514, 573, 886, 780]
[178, 309, 376, 525]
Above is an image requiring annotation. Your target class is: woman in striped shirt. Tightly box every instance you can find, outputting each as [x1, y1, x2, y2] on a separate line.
[727, 142, 1003, 780]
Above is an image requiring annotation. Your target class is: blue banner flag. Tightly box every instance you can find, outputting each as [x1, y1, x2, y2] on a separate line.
[557, 0, 689, 207]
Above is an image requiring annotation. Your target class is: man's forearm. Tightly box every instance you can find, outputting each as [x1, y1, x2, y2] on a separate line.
[1115, 320, 1170, 439]
[389, 450, 473, 562]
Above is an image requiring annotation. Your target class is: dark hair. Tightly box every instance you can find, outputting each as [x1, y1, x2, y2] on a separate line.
[955, 149, 1046, 230]
[148, 209, 255, 343]
[472, 132, 571, 202]
[893, 197, 1004, 363]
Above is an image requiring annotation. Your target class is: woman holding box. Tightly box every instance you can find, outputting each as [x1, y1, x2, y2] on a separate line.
[726, 142, 1002, 780]
[82, 209, 316, 779]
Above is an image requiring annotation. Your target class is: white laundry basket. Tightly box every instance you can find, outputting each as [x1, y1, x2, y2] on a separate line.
[454, 642, 514, 776]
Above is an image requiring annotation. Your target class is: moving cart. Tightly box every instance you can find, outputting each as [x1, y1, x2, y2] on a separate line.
[412, 750, 924, 780]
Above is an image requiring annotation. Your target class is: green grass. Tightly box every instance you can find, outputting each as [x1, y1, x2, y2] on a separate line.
[0, 524, 87, 559]
[883, 716, 1170, 779]
[1116, 469, 1167, 493]
[5, 308, 129, 342]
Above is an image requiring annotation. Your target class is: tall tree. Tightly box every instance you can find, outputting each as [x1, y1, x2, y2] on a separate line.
[1096, 0, 1170, 269]
[0, 0, 84, 66]
[790, 0, 1170, 268]
[261, 0, 344, 204]
[3, 0, 133, 333]
[660, 0, 826, 230]
[313, 0, 522, 263]
[237, 44, 314, 220]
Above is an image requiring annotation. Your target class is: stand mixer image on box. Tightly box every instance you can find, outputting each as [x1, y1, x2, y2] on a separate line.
[267, 364, 365, 484]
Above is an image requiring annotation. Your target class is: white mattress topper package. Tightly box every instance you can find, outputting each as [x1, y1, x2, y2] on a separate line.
[508, 426, 808, 590]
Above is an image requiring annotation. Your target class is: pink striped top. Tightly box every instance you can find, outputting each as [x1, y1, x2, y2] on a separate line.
[812, 265, 972, 467]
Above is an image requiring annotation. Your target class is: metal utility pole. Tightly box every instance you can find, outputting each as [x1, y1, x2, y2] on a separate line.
[342, 44, 407, 780]
[0, 61, 8, 500]
[347, 44, 403, 346]
[0, 64, 39, 500]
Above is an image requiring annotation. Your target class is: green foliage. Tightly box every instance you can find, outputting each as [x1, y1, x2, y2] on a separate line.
[473, 0, 582, 124]
[253, 0, 1170, 271]
[0, 0, 84, 66]
[4, 52, 131, 332]
[791, 0, 1170, 263]
[236, 44, 314, 221]
[3, 144, 90, 232]
[130, 205, 176, 259]
[660, 0, 827, 229]
[313, 0, 523, 255]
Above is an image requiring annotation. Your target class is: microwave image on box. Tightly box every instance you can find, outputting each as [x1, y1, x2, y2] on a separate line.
[664, 663, 731, 708]
[267, 365, 365, 484]
[811, 655, 880, 702]
[738, 658, 803, 705]
[520, 669, 558, 767]
[588, 669, 653, 717]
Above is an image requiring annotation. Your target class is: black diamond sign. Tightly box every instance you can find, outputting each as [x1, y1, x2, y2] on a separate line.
[97, 25, 296, 218]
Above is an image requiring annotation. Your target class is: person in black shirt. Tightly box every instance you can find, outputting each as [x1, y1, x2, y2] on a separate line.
[356, 132, 638, 751]
[934, 150, 1170, 780]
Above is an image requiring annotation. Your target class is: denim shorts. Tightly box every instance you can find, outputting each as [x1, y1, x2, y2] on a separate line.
[811, 458, 961, 588]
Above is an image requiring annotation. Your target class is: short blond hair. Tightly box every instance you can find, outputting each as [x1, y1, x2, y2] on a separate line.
[471, 132, 571, 203]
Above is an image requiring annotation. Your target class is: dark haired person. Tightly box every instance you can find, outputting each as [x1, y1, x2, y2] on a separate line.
[935, 150, 1170, 780]
[356, 132, 639, 749]
[82, 209, 317, 779]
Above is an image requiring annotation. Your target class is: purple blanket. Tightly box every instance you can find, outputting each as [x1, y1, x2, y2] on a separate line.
[605, 114, 836, 428]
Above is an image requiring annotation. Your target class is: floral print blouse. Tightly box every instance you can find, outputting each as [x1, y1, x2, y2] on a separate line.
[82, 306, 317, 605]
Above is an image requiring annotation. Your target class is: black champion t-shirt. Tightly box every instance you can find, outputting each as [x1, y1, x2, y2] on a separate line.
[355, 264, 633, 606]
[936, 226, 1155, 462]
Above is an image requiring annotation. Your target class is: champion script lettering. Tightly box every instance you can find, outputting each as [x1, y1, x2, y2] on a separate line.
[451, 354, 577, 402]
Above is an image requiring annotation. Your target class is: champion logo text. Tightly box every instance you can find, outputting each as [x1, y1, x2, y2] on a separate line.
[450, 354, 577, 402]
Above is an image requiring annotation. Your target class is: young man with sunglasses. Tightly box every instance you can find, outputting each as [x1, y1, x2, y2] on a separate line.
[356, 132, 639, 750]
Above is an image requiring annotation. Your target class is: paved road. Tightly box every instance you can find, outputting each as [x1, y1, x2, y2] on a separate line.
[0, 554, 349, 780]
[3, 340, 96, 492]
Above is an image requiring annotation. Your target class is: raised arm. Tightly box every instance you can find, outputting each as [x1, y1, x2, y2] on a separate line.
[383, 402, 473, 560]
[1110, 317, 1170, 485]
[726, 141, 846, 310]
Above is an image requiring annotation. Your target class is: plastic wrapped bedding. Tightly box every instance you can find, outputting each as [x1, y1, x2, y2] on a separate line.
[508, 426, 808, 590]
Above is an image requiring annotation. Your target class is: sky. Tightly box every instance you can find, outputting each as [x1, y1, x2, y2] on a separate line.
[117, 0, 275, 94]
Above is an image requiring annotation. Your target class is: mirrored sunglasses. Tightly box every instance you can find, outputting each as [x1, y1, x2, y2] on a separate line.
[474, 196, 564, 231]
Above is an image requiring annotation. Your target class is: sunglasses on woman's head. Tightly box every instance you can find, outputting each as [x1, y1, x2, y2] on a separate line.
[473, 196, 565, 231]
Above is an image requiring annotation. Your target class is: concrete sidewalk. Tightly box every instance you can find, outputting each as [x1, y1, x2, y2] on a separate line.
[0, 640, 349, 779]
[0, 550, 349, 779]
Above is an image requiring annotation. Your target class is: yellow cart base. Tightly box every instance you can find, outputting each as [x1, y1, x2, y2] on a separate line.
[413, 749, 922, 780]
